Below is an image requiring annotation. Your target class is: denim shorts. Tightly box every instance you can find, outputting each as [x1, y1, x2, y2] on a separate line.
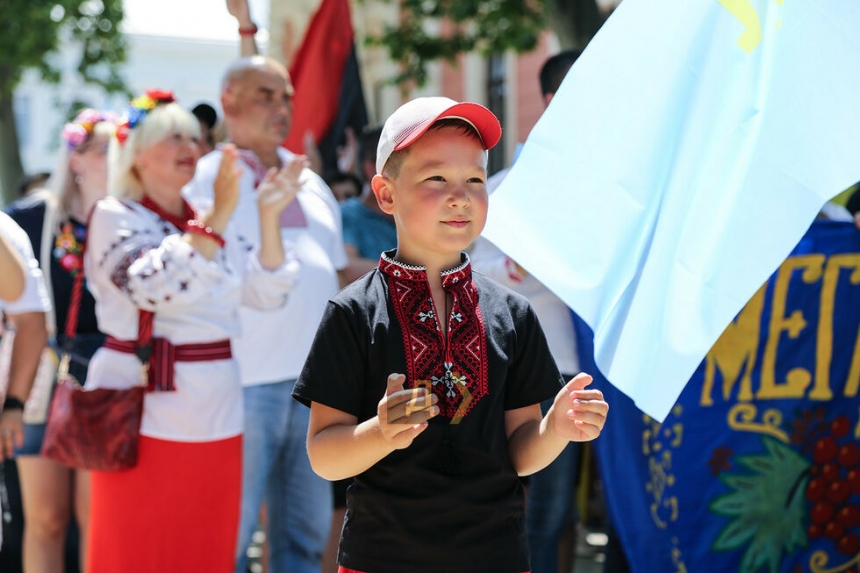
[14, 332, 105, 457]
[14, 422, 47, 456]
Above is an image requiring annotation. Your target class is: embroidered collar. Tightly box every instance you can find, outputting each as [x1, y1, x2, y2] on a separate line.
[231, 147, 271, 189]
[140, 195, 199, 231]
[378, 249, 487, 423]
[378, 250, 472, 288]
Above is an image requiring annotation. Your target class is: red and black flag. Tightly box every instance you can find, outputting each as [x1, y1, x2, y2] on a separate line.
[283, 0, 368, 174]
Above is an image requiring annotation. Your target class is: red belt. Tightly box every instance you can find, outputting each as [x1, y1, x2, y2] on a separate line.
[104, 336, 232, 392]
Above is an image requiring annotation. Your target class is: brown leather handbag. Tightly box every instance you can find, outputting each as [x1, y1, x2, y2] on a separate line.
[40, 257, 151, 472]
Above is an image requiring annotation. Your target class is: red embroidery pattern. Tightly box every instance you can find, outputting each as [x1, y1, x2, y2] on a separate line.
[380, 252, 488, 421]
[110, 245, 151, 293]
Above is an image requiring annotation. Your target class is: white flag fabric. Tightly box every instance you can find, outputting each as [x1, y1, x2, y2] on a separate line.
[483, 0, 860, 421]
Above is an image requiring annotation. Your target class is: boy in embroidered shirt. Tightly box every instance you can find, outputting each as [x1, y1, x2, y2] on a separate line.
[292, 97, 608, 573]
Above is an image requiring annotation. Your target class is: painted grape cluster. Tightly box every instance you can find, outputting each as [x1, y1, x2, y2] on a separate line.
[805, 415, 860, 558]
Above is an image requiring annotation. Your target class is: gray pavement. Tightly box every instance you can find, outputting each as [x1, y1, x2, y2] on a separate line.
[573, 553, 603, 573]
[571, 529, 608, 573]
[247, 528, 610, 573]
[574, 552, 605, 573]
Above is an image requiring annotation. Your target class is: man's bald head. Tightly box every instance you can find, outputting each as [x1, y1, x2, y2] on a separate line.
[221, 56, 292, 95]
[220, 56, 295, 154]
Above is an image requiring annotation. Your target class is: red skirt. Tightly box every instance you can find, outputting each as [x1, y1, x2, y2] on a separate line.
[87, 435, 241, 573]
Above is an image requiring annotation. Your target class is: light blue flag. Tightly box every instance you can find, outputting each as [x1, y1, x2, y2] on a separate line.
[483, 0, 860, 421]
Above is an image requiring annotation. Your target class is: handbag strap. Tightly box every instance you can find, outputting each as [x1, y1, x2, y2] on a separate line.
[135, 310, 154, 364]
[39, 192, 58, 338]
[64, 273, 85, 341]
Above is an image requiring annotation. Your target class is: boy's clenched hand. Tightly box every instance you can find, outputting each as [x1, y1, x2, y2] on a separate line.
[547, 373, 608, 442]
[377, 373, 439, 450]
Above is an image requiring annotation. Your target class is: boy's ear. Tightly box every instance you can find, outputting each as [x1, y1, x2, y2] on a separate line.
[371, 174, 395, 215]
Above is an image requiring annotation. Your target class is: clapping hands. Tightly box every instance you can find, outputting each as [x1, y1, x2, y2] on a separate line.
[256, 155, 308, 220]
[209, 144, 244, 227]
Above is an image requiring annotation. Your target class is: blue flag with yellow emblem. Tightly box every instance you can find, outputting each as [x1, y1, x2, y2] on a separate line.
[483, 0, 860, 421]
[585, 221, 860, 572]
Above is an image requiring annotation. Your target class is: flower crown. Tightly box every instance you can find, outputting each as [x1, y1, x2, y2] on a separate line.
[115, 89, 177, 146]
[61, 109, 118, 149]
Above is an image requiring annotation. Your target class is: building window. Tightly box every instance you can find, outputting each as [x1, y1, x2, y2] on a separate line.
[487, 53, 506, 176]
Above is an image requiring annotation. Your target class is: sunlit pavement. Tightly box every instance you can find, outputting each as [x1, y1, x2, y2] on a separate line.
[572, 529, 607, 573]
[245, 528, 610, 573]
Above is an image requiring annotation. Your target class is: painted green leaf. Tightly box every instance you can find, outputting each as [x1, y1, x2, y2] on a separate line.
[709, 436, 810, 573]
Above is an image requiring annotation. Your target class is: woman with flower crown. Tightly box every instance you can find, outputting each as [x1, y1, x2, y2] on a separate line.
[3, 108, 116, 572]
[82, 90, 304, 572]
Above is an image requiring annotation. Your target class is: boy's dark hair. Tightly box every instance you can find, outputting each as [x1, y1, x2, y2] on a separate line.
[539, 49, 583, 97]
[383, 119, 482, 179]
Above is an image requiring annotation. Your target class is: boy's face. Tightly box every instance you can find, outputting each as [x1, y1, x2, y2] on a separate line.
[372, 126, 488, 267]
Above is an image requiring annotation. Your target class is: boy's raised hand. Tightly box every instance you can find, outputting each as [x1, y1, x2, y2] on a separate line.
[548, 373, 608, 442]
[377, 373, 439, 450]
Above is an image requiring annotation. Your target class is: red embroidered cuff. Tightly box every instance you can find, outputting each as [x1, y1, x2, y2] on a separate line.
[238, 23, 258, 36]
[186, 220, 226, 248]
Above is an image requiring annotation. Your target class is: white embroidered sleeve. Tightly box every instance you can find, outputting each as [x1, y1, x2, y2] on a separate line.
[89, 200, 228, 312]
[233, 232, 301, 310]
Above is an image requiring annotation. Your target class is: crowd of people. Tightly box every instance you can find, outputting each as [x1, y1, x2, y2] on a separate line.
[1, 2, 858, 573]
[0, 36, 607, 573]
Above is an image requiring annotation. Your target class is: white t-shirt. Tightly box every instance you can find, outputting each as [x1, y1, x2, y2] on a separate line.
[84, 198, 299, 441]
[0, 211, 51, 314]
[185, 147, 347, 385]
[0, 212, 50, 550]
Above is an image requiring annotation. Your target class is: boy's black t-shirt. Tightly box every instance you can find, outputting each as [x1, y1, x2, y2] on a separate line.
[293, 254, 564, 573]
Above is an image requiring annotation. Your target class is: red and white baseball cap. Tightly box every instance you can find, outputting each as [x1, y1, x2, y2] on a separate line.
[376, 97, 502, 174]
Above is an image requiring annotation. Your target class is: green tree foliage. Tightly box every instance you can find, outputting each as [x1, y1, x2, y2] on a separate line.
[0, 0, 127, 203]
[368, 0, 607, 86]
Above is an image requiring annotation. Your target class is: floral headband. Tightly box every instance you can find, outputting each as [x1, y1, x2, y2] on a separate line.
[61, 109, 118, 149]
[115, 89, 177, 146]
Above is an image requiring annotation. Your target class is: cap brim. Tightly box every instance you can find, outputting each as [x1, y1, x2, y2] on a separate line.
[394, 102, 502, 152]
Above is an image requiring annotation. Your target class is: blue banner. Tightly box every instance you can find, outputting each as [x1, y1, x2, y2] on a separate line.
[585, 221, 860, 573]
[486, 0, 860, 421]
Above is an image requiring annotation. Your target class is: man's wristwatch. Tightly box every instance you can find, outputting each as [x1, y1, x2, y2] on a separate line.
[2, 396, 25, 411]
